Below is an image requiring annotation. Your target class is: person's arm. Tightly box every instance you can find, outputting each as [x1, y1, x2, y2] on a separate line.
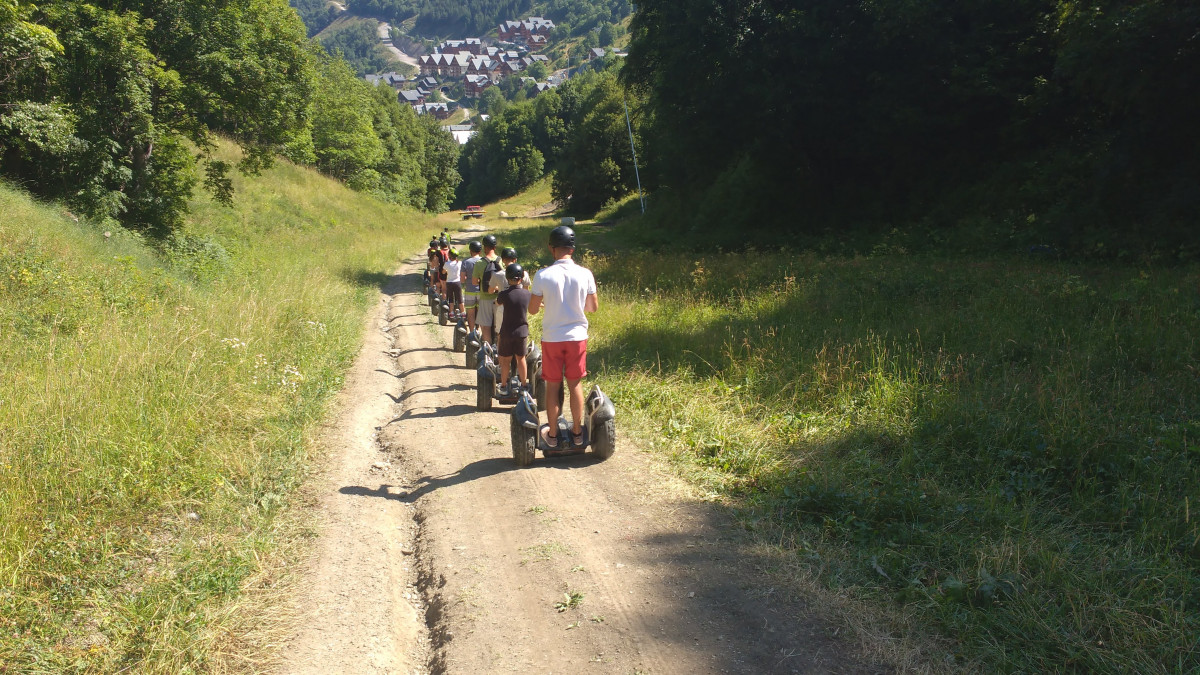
[528, 294, 542, 315]
[584, 272, 598, 312]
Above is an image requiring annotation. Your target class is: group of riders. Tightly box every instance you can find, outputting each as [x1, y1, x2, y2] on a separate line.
[425, 225, 599, 450]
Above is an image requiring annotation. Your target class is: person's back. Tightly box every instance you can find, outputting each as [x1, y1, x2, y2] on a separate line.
[496, 263, 532, 394]
[534, 258, 595, 343]
[443, 257, 462, 287]
[472, 234, 502, 343]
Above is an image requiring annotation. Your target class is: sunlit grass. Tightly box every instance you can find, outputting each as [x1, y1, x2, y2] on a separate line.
[0, 140, 432, 671]
[493, 216, 1200, 672]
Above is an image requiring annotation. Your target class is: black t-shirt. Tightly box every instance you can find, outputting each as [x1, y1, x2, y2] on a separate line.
[497, 286, 531, 338]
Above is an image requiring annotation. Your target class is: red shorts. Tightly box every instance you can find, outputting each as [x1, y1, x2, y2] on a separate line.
[540, 340, 587, 382]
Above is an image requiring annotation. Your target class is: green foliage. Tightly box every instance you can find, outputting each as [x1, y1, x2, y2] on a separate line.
[457, 63, 635, 211]
[0, 0, 314, 235]
[622, 0, 1200, 254]
[550, 67, 640, 213]
[311, 55, 385, 179]
[290, 0, 340, 36]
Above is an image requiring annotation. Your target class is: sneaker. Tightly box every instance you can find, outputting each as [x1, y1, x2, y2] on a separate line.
[540, 424, 557, 449]
[496, 384, 509, 397]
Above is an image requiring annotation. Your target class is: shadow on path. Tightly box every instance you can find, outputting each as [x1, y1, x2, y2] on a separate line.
[341, 455, 603, 504]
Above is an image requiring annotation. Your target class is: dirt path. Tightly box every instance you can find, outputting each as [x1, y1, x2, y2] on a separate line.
[378, 22, 419, 68]
[279, 244, 886, 674]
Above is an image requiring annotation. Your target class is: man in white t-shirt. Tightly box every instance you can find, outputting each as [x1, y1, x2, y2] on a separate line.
[529, 225, 598, 449]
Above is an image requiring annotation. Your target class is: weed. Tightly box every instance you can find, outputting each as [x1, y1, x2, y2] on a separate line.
[555, 590, 584, 612]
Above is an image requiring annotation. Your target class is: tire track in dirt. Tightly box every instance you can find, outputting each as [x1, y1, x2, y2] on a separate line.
[281, 250, 888, 674]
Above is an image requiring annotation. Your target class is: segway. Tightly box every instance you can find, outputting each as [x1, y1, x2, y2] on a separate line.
[453, 316, 470, 352]
[475, 341, 543, 412]
[509, 385, 616, 467]
[439, 298, 466, 327]
[428, 285, 443, 316]
[465, 328, 483, 368]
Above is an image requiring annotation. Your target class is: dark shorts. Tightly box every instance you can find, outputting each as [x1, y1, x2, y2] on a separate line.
[445, 282, 462, 305]
[498, 333, 527, 358]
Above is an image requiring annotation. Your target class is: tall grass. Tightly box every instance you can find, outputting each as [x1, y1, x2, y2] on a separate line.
[0, 141, 431, 671]
[496, 220, 1200, 671]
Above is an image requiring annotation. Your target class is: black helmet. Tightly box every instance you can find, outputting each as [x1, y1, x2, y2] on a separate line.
[482, 234, 498, 248]
[505, 263, 524, 281]
[429, 239, 438, 248]
[501, 247, 517, 260]
[549, 225, 575, 248]
[469, 240, 482, 253]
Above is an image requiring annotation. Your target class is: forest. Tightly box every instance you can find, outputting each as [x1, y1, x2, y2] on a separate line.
[457, 60, 640, 213]
[620, 0, 1200, 254]
[347, 0, 628, 38]
[317, 17, 408, 75]
[0, 0, 459, 236]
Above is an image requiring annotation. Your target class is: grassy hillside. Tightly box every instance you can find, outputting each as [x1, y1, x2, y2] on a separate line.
[482, 197, 1200, 671]
[0, 140, 432, 671]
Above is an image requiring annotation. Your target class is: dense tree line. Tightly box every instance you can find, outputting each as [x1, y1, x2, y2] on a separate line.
[622, 0, 1200, 252]
[317, 18, 405, 75]
[346, 0, 627, 38]
[0, 0, 459, 235]
[457, 63, 641, 212]
[290, 0, 339, 36]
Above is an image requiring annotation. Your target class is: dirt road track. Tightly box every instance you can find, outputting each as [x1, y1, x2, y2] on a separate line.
[279, 252, 886, 674]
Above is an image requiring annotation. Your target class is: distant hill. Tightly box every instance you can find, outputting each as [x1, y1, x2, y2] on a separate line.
[345, 0, 629, 38]
[316, 15, 406, 75]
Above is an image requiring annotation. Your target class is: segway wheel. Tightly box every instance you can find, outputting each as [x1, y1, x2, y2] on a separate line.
[466, 347, 478, 369]
[476, 372, 494, 411]
[453, 330, 466, 353]
[510, 415, 536, 466]
[591, 418, 616, 459]
[439, 305, 449, 326]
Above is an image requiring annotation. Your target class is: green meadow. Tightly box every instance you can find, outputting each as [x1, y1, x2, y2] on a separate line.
[0, 141, 431, 671]
[492, 215, 1200, 672]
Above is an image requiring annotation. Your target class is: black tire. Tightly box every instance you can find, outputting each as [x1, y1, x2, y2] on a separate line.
[439, 306, 449, 326]
[526, 358, 539, 386]
[591, 419, 616, 459]
[466, 348, 477, 369]
[476, 373, 493, 411]
[453, 330, 465, 353]
[510, 415, 536, 466]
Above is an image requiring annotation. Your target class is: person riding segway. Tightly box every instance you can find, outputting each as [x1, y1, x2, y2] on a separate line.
[509, 225, 615, 465]
[472, 234, 502, 348]
[455, 240, 483, 353]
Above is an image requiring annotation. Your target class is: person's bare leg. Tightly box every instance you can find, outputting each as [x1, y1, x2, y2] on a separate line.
[466, 307, 476, 333]
[544, 380, 562, 446]
[499, 352, 511, 387]
[566, 377, 585, 436]
[514, 354, 527, 388]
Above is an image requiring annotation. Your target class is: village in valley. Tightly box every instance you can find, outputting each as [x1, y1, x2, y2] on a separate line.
[365, 16, 622, 145]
